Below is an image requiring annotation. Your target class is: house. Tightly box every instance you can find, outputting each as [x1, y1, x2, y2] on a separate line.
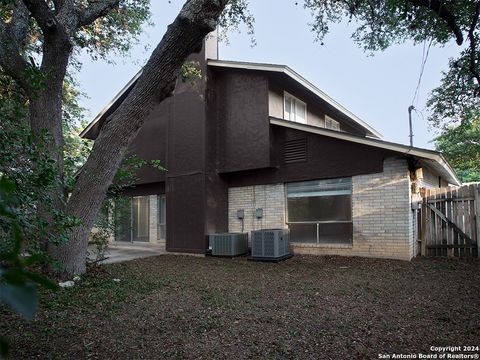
[81, 33, 460, 260]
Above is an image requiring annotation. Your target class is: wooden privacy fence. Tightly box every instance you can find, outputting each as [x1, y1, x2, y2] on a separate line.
[419, 184, 480, 258]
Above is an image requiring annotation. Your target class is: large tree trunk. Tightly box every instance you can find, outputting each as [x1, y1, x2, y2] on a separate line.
[52, 0, 229, 277]
[29, 37, 72, 255]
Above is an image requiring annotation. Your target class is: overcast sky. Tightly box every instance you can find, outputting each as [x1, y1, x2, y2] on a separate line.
[77, 0, 461, 149]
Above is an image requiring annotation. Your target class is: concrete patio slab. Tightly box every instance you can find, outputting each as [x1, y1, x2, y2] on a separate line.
[89, 242, 167, 264]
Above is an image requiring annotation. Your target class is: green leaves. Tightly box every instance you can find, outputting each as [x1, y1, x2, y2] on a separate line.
[74, 0, 152, 62]
[180, 61, 202, 84]
[434, 115, 480, 182]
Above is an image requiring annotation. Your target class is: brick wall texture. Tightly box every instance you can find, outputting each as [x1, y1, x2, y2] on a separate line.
[228, 157, 417, 260]
[228, 184, 286, 234]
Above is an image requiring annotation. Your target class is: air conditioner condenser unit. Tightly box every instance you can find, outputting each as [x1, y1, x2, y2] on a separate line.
[249, 228, 292, 262]
[209, 233, 248, 257]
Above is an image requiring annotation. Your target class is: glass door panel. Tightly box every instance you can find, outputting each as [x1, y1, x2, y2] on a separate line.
[133, 196, 149, 242]
[114, 197, 132, 242]
[158, 195, 166, 241]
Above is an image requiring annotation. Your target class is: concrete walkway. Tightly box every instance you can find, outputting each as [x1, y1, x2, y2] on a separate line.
[89, 242, 167, 264]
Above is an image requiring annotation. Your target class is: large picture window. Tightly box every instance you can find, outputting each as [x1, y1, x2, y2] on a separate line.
[286, 178, 352, 244]
[284, 92, 307, 124]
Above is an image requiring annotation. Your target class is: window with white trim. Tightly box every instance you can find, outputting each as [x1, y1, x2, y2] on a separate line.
[325, 115, 340, 131]
[284, 92, 307, 124]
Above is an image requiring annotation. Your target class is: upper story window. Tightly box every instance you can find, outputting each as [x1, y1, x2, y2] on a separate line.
[284, 92, 307, 124]
[325, 115, 340, 131]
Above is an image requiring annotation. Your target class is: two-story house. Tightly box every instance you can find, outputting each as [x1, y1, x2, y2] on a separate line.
[81, 34, 459, 260]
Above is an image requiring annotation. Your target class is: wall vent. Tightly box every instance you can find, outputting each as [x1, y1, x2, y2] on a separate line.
[284, 138, 307, 164]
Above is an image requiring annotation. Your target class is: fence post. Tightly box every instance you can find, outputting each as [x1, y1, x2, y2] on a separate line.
[420, 188, 427, 256]
[475, 185, 480, 258]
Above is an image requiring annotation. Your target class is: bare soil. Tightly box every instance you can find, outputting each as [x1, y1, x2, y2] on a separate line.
[1, 255, 479, 359]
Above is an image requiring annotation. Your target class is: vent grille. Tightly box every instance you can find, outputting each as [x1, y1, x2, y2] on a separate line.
[284, 138, 307, 164]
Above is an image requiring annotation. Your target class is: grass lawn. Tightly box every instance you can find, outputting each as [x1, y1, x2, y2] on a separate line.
[1, 255, 480, 359]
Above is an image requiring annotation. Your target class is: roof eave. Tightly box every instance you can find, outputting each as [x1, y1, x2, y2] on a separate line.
[269, 117, 461, 186]
[79, 69, 143, 139]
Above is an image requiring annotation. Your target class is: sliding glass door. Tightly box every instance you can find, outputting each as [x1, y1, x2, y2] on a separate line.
[114, 196, 150, 242]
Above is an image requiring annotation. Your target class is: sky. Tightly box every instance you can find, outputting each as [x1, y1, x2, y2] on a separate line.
[77, 0, 462, 149]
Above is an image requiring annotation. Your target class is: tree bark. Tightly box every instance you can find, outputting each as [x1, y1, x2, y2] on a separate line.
[51, 0, 229, 276]
[28, 25, 72, 255]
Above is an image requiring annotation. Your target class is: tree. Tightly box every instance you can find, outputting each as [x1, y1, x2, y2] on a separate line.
[426, 46, 480, 181]
[434, 114, 480, 182]
[0, 0, 478, 277]
[0, 0, 250, 277]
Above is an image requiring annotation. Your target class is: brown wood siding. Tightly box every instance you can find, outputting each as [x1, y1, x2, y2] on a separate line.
[166, 174, 206, 252]
[126, 101, 169, 185]
[215, 69, 271, 173]
[267, 74, 369, 137]
[226, 125, 397, 187]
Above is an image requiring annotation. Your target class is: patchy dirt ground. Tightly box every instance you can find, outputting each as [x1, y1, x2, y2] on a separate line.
[1, 255, 479, 359]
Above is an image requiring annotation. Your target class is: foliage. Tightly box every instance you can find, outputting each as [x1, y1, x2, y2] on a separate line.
[302, 0, 479, 117]
[304, 0, 477, 51]
[0, 175, 58, 358]
[434, 114, 480, 182]
[73, 0, 152, 62]
[427, 52, 480, 128]
[0, 73, 79, 254]
[87, 208, 111, 265]
[218, 0, 256, 45]
[180, 61, 202, 84]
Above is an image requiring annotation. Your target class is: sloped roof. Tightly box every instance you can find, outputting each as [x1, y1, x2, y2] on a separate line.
[81, 59, 383, 139]
[208, 60, 382, 138]
[270, 117, 460, 186]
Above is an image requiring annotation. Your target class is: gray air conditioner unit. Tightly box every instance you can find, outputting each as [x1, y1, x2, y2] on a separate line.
[250, 229, 292, 261]
[209, 233, 248, 257]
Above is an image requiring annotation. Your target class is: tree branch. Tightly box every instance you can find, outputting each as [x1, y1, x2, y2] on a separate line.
[407, 0, 464, 45]
[77, 0, 120, 28]
[22, 0, 59, 34]
[0, 18, 33, 94]
[11, 0, 29, 44]
[467, 1, 480, 91]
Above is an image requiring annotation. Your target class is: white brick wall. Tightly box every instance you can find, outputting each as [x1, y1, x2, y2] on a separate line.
[228, 184, 286, 233]
[227, 157, 416, 261]
[148, 195, 158, 243]
[417, 167, 440, 189]
[295, 157, 414, 260]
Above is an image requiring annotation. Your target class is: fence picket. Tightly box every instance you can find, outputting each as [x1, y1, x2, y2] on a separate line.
[421, 184, 479, 258]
